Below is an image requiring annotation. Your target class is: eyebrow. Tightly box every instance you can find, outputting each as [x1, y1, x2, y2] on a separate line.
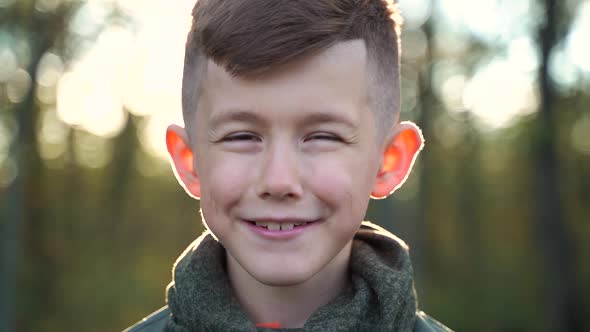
[299, 111, 357, 129]
[208, 109, 358, 129]
[209, 110, 265, 129]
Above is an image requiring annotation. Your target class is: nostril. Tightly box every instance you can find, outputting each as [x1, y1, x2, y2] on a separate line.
[258, 187, 301, 200]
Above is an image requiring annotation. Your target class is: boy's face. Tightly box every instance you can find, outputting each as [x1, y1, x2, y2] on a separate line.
[169, 40, 420, 286]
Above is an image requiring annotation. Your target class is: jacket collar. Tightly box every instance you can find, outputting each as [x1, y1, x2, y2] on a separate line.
[166, 221, 417, 331]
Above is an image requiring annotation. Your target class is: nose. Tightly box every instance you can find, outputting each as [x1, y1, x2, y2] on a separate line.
[256, 143, 303, 200]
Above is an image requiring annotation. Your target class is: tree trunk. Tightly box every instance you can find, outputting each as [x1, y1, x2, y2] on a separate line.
[0, 49, 45, 332]
[414, 19, 436, 280]
[535, 0, 581, 330]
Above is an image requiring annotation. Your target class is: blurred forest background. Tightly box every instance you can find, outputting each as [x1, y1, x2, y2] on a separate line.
[0, 0, 589, 331]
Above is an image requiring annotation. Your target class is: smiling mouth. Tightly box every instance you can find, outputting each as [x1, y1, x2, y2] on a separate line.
[246, 220, 315, 231]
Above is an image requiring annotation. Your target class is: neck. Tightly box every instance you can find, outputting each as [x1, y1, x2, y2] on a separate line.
[226, 242, 352, 328]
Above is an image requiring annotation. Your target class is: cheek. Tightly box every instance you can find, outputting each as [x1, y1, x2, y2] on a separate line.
[199, 155, 251, 241]
[199, 153, 253, 209]
[306, 157, 374, 219]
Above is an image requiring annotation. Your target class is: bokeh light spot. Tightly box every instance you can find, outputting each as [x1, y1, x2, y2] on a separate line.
[571, 113, 590, 154]
[68, 0, 112, 37]
[462, 58, 538, 129]
[139, 112, 182, 161]
[0, 46, 17, 82]
[0, 156, 17, 188]
[400, 65, 419, 116]
[432, 60, 467, 109]
[436, 0, 541, 46]
[36, 52, 64, 104]
[402, 28, 428, 60]
[0, 0, 15, 8]
[399, 0, 431, 30]
[565, 2, 590, 74]
[549, 45, 579, 94]
[37, 52, 64, 88]
[433, 114, 469, 150]
[57, 27, 133, 138]
[440, 74, 467, 111]
[38, 108, 69, 161]
[7, 68, 32, 103]
[508, 37, 539, 73]
[73, 130, 114, 169]
[35, 0, 62, 13]
[0, 117, 15, 163]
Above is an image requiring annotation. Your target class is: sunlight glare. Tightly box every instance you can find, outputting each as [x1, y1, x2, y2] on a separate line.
[565, 2, 590, 74]
[549, 45, 579, 93]
[399, 0, 432, 30]
[57, 0, 194, 160]
[57, 26, 132, 138]
[436, 0, 540, 45]
[122, 22, 185, 118]
[68, 0, 112, 37]
[139, 111, 183, 161]
[436, 0, 499, 41]
[508, 37, 539, 73]
[463, 58, 538, 129]
[117, 0, 194, 159]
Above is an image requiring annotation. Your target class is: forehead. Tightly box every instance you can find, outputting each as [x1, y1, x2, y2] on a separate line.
[198, 40, 370, 122]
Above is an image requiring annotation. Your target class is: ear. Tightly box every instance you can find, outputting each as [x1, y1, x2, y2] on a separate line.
[166, 124, 201, 199]
[371, 121, 424, 199]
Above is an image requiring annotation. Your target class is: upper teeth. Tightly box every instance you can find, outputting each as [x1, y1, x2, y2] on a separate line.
[255, 221, 306, 231]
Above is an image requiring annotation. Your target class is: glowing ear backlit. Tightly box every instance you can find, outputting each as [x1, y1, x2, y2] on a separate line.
[371, 121, 424, 199]
[166, 125, 201, 199]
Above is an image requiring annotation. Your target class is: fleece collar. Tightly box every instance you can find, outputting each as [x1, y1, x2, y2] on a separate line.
[166, 221, 417, 331]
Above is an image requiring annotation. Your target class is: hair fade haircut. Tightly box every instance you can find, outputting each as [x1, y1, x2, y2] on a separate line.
[182, 0, 403, 140]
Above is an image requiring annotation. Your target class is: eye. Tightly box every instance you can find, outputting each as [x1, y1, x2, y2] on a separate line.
[305, 133, 343, 142]
[222, 132, 261, 142]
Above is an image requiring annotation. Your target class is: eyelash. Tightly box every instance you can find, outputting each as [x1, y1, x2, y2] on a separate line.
[219, 132, 344, 143]
[221, 133, 260, 142]
[305, 133, 343, 142]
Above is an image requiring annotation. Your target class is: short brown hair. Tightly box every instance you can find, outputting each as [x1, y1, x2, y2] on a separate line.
[182, 0, 403, 139]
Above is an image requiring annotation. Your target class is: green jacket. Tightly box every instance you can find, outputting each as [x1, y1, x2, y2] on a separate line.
[124, 222, 452, 332]
[124, 306, 450, 332]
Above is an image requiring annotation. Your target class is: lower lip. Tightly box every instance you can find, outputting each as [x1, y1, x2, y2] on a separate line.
[243, 220, 319, 240]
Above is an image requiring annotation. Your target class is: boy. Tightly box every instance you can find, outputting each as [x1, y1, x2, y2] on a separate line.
[126, 0, 451, 331]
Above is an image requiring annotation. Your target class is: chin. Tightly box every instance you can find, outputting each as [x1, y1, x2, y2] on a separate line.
[248, 264, 316, 287]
